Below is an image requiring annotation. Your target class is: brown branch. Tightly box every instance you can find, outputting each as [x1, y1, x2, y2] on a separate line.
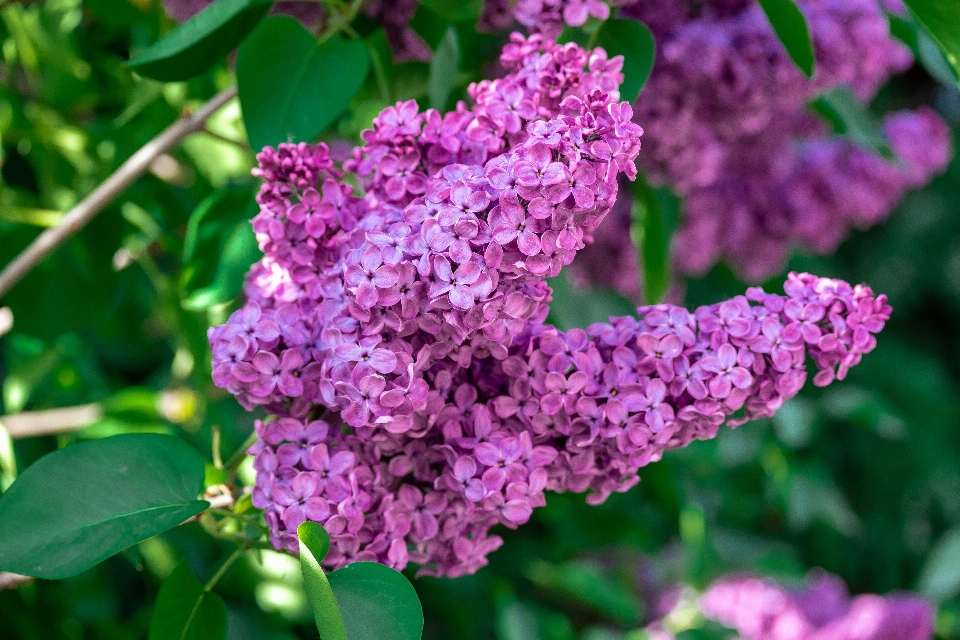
[0, 86, 238, 300]
[0, 404, 104, 439]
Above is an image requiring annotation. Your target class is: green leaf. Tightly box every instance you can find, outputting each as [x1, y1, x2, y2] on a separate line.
[525, 559, 643, 626]
[757, 0, 815, 77]
[546, 272, 637, 332]
[918, 527, 960, 600]
[0, 434, 208, 579]
[237, 17, 370, 150]
[593, 19, 656, 101]
[810, 86, 893, 158]
[903, 0, 960, 82]
[128, 0, 273, 82]
[328, 562, 424, 640]
[630, 176, 679, 305]
[298, 522, 347, 640]
[149, 562, 228, 640]
[418, 0, 483, 22]
[180, 189, 260, 310]
[428, 27, 460, 111]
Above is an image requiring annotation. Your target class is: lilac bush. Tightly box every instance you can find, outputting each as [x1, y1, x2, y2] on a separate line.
[209, 34, 891, 578]
[696, 571, 934, 640]
[562, 0, 952, 287]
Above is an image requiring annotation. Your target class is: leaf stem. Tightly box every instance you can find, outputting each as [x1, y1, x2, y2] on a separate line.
[204, 547, 244, 592]
[208, 507, 272, 537]
[223, 430, 258, 476]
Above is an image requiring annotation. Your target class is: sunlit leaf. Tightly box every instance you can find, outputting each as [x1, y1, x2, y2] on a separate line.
[149, 561, 228, 640]
[903, 0, 960, 82]
[0, 434, 208, 579]
[757, 0, 815, 77]
[298, 522, 347, 640]
[594, 18, 656, 101]
[128, 0, 273, 81]
[428, 27, 460, 110]
[237, 17, 370, 150]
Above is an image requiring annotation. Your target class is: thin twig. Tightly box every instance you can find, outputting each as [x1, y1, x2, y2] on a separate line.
[0, 86, 237, 300]
[0, 404, 103, 439]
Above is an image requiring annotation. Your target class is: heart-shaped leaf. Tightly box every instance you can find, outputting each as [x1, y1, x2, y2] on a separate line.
[757, 0, 815, 78]
[298, 521, 347, 640]
[129, 0, 273, 81]
[149, 561, 228, 640]
[237, 17, 370, 150]
[0, 433, 208, 579]
[903, 0, 960, 83]
[594, 18, 656, 101]
[327, 562, 424, 640]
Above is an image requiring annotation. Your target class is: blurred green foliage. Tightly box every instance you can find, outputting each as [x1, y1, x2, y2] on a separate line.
[2, 0, 960, 638]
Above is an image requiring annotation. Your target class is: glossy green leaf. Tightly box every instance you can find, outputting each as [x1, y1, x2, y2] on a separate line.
[328, 562, 424, 640]
[428, 27, 460, 111]
[237, 17, 370, 150]
[180, 189, 259, 310]
[630, 176, 679, 305]
[757, 0, 815, 77]
[594, 19, 656, 101]
[148, 562, 228, 640]
[918, 527, 960, 600]
[810, 86, 892, 158]
[0, 434, 208, 579]
[546, 272, 637, 332]
[128, 0, 273, 81]
[298, 522, 347, 640]
[903, 0, 960, 82]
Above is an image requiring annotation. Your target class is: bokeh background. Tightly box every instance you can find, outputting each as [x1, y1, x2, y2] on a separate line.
[2, 0, 960, 638]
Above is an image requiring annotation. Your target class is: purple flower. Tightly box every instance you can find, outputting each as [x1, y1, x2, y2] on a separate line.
[699, 344, 753, 399]
[274, 472, 330, 531]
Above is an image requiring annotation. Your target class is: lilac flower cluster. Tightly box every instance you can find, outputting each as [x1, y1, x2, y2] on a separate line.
[513, 0, 612, 37]
[623, 0, 953, 280]
[210, 34, 891, 578]
[696, 572, 934, 640]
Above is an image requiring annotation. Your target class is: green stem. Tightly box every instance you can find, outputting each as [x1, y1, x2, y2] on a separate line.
[204, 547, 244, 592]
[318, 0, 364, 44]
[209, 507, 272, 537]
[365, 39, 393, 104]
[223, 430, 258, 476]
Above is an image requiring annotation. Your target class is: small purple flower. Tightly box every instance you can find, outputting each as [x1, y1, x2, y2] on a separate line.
[700, 344, 753, 399]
